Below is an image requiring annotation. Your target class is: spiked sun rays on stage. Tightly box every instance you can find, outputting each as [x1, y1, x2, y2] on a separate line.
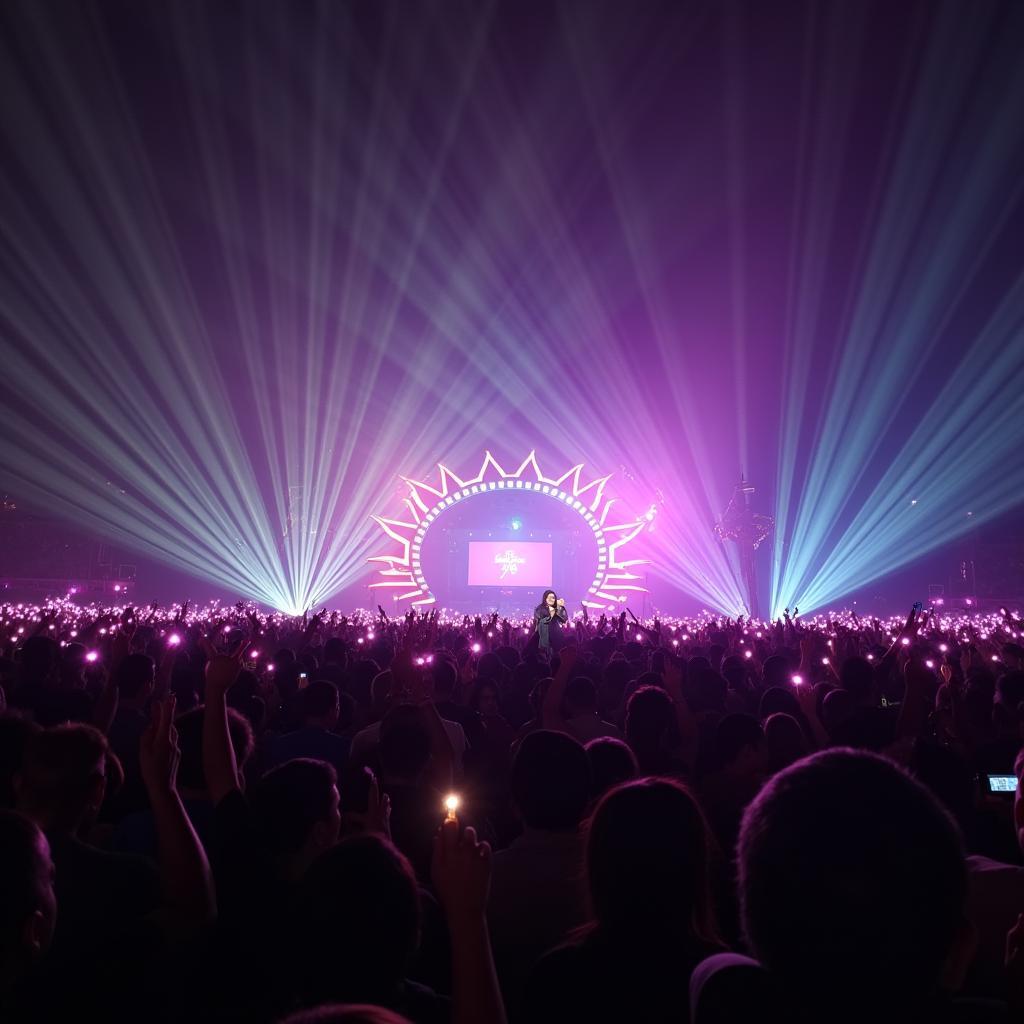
[369, 451, 649, 609]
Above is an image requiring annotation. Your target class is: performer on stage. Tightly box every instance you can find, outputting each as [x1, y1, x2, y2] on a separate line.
[534, 589, 568, 654]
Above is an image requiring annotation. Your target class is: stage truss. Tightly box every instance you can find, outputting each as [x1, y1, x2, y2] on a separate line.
[368, 450, 649, 608]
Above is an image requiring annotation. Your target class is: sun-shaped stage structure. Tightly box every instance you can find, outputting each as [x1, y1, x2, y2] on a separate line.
[368, 451, 650, 609]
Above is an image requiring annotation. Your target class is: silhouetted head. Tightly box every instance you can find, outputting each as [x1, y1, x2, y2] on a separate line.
[17, 724, 110, 833]
[762, 713, 807, 773]
[586, 778, 718, 948]
[17, 637, 59, 685]
[566, 675, 598, 715]
[302, 680, 340, 728]
[739, 748, 968, 1016]
[839, 656, 874, 704]
[293, 835, 419, 1008]
[584, 737, 638, 801]
[468, 680, 501, 718]
[114, 653, 155, 703]
[511, 730, 590, 831]
[430, 657, 458, 700]
[250, 758, 340, 877]
[624, 685, 673, 747]
[379, 705, 431, 782]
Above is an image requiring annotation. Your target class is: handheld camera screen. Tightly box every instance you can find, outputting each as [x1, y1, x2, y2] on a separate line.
[987, 774, 1018, 793]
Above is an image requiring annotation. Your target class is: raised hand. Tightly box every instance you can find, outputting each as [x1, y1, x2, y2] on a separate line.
[139, 695, 180, 796]
[556, 644, 579, 676]
[202, 636, 248, 697]
[432, 818, 492, 924]
[111, 606, 138, 667]
[662, 655, 684, 701]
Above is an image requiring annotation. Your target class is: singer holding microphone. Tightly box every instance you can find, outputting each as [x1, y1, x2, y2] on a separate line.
[534, 589, 568, 654]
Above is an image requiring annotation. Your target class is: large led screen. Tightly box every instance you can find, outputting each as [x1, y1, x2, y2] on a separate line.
[467, 540, 552, 587]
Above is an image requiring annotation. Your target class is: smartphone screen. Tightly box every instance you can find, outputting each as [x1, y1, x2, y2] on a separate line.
[986, 774, 1018, 794]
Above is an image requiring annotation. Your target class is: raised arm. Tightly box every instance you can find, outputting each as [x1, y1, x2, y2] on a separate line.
[201, 638, 247, 805]
[140, 695, 216, 934]
[662, 656, 698, 773]
[432, 818, 507, 1024]
[541, 645, 577, 733]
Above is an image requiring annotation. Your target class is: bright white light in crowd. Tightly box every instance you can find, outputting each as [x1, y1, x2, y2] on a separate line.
[744, 650, 753, 659]
[250, 650, 260, 660]
[821, 657, 830, 665]
[867, 654, 875, 661]
[114, 584, 121, 592]
[471, 643, 481, 653]
[925, 659, 935, 669]
[267, 663, 275, 672]
[367, 632, 375, 640]
[168, 633, 181, 647]
[487, 631, 493, 638]
[85, 650, 99, 663]
[792, 674, 804, 686]
[636, 633, 643, 641]
[939, 643, 948, 652]
[444, 794, 460, 820]
[901, 637, 911, 646]
[672, 639, 679, 647]
[357, 638, 364, 645]
[415, 657, 425, 666]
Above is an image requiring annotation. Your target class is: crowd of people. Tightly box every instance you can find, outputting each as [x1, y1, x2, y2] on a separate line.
[1, 595, 1024, 1022]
